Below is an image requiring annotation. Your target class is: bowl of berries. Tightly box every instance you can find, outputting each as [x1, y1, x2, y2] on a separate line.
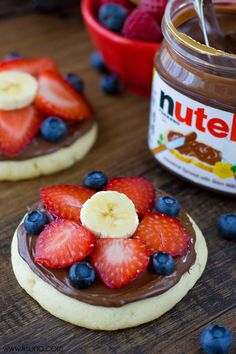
[81, 0, 165, 96]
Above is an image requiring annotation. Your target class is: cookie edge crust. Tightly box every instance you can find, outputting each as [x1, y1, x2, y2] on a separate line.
[0, 122, 97, 181]
[11, 216, 208, 331]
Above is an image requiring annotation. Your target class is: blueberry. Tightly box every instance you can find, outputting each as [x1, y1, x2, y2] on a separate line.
[69, 262, 95, 289]
[200, 324, 233, 354]
[83, 171, 108, 191]
[31, 0, 59, 11]
[100, 74, 119, 94]
[64, 73, 84, 93]
[155, 196, 180, 218]
[5, 52, 23, 61]
[152, 252, 175, 275]
[40, 117, 67, 143]
[24, 210, 49, 235]
[218, 214, 236, 240]
[98, 3, 128, 33]
[90, 52, 107, 72]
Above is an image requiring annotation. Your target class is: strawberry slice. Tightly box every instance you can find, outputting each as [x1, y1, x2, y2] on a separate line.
[35, 219, 94, 268]
[0, 57, 58, 76]
[133, 212, 190, 256]
[0, 105, 42, 157]
[104, 177, 155, 218]
[90, 238, 150, 288]
[40, 185, 96, 223]
[35, 70, 92, 121]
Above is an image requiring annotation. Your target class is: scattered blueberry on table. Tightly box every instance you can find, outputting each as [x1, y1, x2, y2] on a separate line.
[90, 51, 107, 73]
[90, 52, 121, 94]
[64, 73, 84, 93]
[152, 252, 175, 275]
[24, 210, 49, 235]
[69, 262, 96, 289]
[100, 74, 120, 94]
[31, 0, 60, 12]
[40, 117, 68, 143]
[155, 196, 180, 218]
[200, 324, 233, 354]
[5, 52, 23, 61]
[218, 214, 236, 240]
[83, 171, 108, 191]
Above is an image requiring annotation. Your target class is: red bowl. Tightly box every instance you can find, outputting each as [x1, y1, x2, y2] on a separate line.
[81, 0, 161, 96]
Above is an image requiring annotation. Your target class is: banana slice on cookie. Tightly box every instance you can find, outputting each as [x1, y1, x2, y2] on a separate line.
[80, 191, 139, 238]
[0, 70, 38, 110]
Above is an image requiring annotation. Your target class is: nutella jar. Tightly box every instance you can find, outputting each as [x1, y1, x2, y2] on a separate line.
[148, 0, 236, 195]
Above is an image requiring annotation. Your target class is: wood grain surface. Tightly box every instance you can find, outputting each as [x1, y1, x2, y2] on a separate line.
[0, 8, 236, 354]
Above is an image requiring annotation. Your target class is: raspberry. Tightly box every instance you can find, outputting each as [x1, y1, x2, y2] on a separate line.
[139, 0, 167, 22]
[122, 8, 162, 42]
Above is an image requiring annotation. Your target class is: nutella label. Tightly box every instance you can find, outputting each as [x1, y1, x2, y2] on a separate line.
[148, 70, 236, 194]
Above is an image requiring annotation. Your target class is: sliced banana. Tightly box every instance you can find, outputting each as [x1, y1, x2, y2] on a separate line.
[0, 71, 38, 110]
[80, 191, 139, 238]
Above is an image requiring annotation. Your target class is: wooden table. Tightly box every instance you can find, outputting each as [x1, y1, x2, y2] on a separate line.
[1, 7, 236, 354]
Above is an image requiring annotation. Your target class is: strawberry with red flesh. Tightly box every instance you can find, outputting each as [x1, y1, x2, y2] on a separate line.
[35, 70, 92, 121]
[40, 185, 95, 223]
[35, 219, 94, 268]
[90, 238, 150, 288]
[134, 212, 190, 256]
[0, 105, 42, 157]
[0, 57, 58, 77]
[104, 177, 155, 218]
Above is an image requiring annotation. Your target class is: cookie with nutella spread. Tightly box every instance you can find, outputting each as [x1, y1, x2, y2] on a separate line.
[11, 174, 208, 330]
[0, 57, 97, 181]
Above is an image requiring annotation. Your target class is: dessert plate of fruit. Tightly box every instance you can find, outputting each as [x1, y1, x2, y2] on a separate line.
[0, 55, 97, 181]
[11, 171, 208, 330]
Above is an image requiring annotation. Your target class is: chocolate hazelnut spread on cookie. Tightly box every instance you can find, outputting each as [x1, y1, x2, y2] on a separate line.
[17, 189, 196, 308]
[0, 56, 94, 172]
[148, 0, 236, 195]
[0, 118, 95, 161]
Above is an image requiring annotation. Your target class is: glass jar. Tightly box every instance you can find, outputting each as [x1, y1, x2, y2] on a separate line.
[148, 0, 236, 195]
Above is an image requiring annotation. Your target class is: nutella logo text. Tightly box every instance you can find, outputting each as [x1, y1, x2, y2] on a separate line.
[160, 91, 236, 141]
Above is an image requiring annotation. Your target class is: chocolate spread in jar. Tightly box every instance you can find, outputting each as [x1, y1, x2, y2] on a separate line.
[148, 1, 236, 195]
[178, 9, 236, 55]
[0, 118, 95, 161]
[17, 190, 196, 308]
